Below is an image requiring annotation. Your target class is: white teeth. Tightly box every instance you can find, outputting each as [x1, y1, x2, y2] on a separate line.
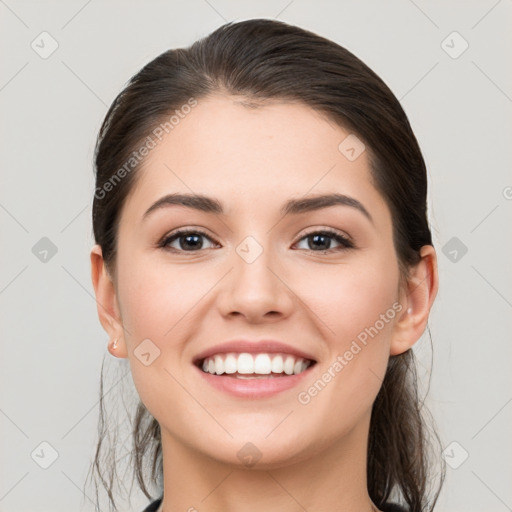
[224, 353, 237, 374]
[271, 355, 283, 373]
[283, 356, 295, 375]
[214, 355, 224, 375]
[254, 354, 272, 374]
[237, 353, 254, 374]
[199, 352, 313, 377]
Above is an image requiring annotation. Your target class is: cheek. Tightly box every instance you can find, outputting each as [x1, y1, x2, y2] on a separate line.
[294, 255, 400, 417]
[302, 256, 400, 348]
[115, 255, 202, 418]
[116, 252, 204, 343]
[115, 253, 213, 404]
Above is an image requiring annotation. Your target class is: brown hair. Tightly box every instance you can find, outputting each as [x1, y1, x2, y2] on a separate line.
[87, 18, 445, 511]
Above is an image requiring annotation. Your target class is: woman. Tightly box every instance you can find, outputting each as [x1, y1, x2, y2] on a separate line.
[88, 18, 445, 512]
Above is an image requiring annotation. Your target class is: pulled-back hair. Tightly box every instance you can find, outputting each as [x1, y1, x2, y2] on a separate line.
[87, 18, 445, 512]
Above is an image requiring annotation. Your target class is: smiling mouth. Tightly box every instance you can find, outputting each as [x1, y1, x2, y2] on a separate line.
[195, 352, 317, 379]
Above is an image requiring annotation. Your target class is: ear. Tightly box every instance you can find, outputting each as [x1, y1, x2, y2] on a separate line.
[90, 244, 128, 358]
[390, 245, 439, 356]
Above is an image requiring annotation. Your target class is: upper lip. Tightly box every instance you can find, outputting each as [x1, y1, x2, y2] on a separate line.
[193, 339, 317, 365]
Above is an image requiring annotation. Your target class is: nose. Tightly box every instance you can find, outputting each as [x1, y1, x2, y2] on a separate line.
[216, 236, 295, 323]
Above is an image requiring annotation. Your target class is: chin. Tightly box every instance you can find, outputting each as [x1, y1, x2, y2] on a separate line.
[195, 433, 318, 471]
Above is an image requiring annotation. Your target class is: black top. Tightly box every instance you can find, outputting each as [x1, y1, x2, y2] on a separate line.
[142, 496, 408, 511]
[142, 497, 161, 512]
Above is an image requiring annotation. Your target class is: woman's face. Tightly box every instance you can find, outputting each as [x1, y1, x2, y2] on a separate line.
[110, 94, 408, 467]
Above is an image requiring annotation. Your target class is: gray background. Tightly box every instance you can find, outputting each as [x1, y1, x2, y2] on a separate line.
[1, 1, 511, 511]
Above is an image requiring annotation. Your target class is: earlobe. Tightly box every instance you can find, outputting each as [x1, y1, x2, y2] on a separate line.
[390, 245, 438, 356]
[107, 337, 126, 358]
[90, 244, 128, 358]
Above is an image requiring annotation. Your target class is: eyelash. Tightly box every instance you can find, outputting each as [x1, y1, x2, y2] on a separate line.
[158, 228, 355, 254]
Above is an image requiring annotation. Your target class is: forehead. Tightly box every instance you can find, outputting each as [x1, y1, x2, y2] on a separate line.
[120, 94, 389, 224]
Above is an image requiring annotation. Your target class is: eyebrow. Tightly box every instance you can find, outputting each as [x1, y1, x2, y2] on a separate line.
[142, 192, 373, 224]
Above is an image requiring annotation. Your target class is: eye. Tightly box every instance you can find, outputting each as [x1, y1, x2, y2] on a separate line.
[158, 228, 354, 254]
[159, 229, 219, 252]
[293, 229, 354, 252]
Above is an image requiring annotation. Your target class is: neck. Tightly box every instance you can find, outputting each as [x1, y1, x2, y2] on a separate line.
[156, 412, 379, 512]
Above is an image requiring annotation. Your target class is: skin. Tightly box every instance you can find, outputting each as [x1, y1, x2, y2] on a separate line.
[91, 94, 438, 512]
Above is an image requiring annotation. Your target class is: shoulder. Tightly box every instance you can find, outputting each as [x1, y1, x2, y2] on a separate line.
[141, 496, 162, 512]
[381, 504, 409, 512]
[141, 498, 407, 512]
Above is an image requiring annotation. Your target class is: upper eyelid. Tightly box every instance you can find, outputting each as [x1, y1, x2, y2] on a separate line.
[161, 228, 219, 244]
[295, 226, 353, 243]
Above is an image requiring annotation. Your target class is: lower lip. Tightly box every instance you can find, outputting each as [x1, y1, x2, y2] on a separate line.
[193, 364, 315, 399]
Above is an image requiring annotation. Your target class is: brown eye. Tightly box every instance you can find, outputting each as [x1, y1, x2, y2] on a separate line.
[159, 229, 218, 252]
[294, 230, 354, 252]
